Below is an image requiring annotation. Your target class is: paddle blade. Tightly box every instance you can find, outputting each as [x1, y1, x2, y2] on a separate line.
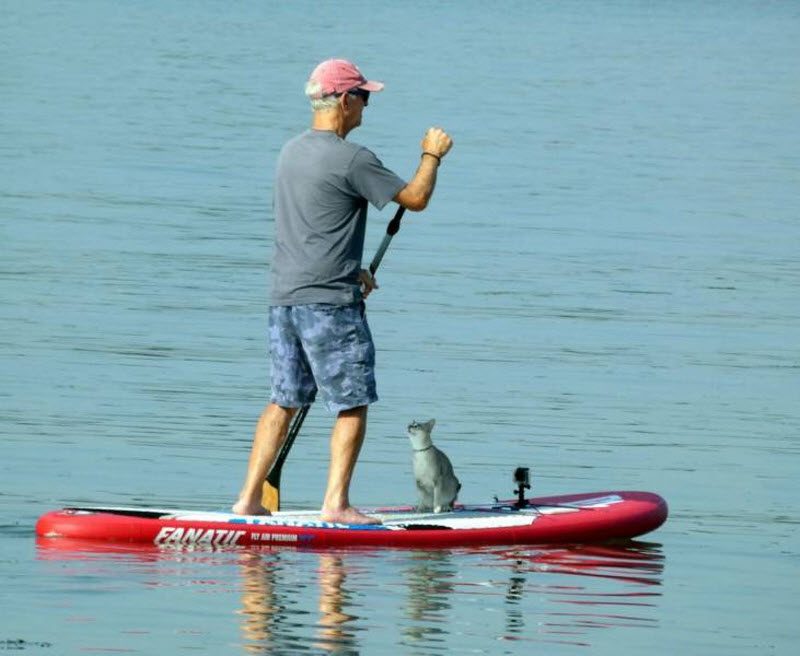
[262, 479, 280, 513]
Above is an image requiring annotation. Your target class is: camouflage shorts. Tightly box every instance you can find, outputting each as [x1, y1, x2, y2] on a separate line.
[268, 302, 378, 413]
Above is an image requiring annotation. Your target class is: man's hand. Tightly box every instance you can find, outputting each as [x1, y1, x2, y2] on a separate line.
[421, 127, 453, 160]
[359, 269, 378, 298]
[394, 127, 453, 212]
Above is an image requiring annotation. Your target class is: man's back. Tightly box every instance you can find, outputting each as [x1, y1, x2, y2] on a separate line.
[271, 129, 404, 307]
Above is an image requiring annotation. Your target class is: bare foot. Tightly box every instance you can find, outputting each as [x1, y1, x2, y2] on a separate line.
[320, 506, 382, 525]
[232, 499, 271, 516]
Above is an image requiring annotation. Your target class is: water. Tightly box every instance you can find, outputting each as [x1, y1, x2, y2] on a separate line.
[2, 1, 798, 653]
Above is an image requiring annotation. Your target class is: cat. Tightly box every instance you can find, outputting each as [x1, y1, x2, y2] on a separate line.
[407, 419, 461, 513]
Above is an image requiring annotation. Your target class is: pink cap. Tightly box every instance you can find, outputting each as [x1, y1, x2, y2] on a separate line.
[307, 58, 385, 98]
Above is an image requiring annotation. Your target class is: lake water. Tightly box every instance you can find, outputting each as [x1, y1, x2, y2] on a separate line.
[2, 1, 798, 654]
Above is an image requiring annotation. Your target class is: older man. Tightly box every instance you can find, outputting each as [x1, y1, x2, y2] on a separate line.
[233, 58, 452, 523]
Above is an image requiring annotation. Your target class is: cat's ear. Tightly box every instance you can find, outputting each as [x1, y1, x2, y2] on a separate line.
[428, 418, 436, 429]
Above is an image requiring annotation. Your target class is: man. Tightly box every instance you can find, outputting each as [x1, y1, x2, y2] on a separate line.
[233, 58, 453, 523]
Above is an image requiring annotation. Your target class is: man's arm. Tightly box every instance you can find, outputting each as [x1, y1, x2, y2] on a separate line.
[394, 127, 453, 212]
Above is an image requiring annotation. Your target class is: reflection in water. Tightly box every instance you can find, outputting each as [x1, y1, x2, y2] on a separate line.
[504, 567, 527, 638]
[237, 551, 291, 654]
[239, 545, 651, 655]
[36, 538, 664, 653]
[314, 554, 359, 654]
[236, 550, 361, 655]
[402, 550, 457, 648]
[486, 541, 665, 646]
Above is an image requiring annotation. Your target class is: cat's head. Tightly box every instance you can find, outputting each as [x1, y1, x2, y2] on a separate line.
[407, 419, 436, 450]
[407, 418, 436, 435]
[407, 419, 435, 450]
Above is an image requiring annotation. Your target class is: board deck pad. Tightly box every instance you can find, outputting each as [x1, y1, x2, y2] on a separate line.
[37, 491, 667, 549]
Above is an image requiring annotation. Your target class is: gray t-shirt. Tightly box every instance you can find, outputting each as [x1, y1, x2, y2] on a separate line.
[270, 130, 406, 306]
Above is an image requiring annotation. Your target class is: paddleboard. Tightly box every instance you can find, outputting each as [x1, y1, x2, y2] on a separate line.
[36, 491, 667, 549]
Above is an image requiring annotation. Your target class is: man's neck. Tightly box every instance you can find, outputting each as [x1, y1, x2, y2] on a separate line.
[311, 109, 348, 138]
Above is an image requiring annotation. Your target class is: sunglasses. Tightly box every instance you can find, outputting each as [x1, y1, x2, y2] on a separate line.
[345, 87, 370, 105]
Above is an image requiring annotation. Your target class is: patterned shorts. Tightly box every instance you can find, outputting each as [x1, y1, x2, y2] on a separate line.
[268, 302, 378, 413]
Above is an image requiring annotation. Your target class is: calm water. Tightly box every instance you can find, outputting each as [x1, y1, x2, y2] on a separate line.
[2, 1, 799, 654]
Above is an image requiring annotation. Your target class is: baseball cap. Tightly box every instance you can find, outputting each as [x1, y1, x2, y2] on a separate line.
[307, 58, 385, 98]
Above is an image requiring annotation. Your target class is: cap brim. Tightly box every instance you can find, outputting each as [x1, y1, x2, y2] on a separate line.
[359, 80, 384, 92]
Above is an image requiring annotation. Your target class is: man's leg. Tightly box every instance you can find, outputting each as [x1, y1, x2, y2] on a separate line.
[232, 402, 296, 515]
[320, 405, 380, 524]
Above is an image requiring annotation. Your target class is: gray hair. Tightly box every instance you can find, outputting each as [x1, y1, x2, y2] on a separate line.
[305, 80, 339, 112]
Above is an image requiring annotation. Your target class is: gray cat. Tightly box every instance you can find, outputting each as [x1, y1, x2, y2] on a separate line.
[407, 419, 461, 513]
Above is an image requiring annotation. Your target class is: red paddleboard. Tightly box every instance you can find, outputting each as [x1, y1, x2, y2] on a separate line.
[36, 491, 667, 549]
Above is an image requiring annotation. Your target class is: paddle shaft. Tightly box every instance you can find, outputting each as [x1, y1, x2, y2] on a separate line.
[264, 205, 407, 493]
[265, 404, 308, 489]
[369, 206, 406, 275]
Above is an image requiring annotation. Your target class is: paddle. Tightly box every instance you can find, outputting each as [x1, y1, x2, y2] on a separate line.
[261, 205, 408, 511]
[368, 205, 406, 275]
